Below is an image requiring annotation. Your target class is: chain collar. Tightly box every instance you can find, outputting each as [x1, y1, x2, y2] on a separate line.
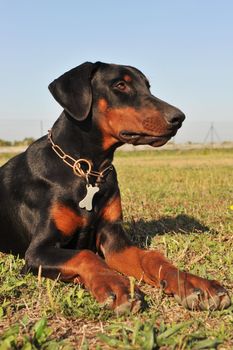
[47, 130, 113, 182]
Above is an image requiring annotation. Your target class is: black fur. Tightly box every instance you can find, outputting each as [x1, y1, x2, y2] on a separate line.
[0, 62, 185, 279]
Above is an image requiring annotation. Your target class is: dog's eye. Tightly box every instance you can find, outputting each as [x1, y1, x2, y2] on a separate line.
[115, 81, 127, 91]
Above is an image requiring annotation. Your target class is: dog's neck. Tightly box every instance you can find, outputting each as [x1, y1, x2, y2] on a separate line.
[50, 111, 117, 171]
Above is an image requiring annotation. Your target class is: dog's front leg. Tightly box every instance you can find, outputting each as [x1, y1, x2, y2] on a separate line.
[24, 203, 143, 314]
[97, 221, 231, 310]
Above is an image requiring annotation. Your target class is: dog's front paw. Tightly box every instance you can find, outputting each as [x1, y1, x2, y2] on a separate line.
[88, 269, 145, 314]
[173, 274, 231, 311]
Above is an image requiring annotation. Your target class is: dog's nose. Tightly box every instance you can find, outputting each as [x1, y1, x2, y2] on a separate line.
[167, 111, 185, 127]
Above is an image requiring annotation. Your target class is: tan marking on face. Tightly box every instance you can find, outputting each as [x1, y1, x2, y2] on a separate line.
[102, 194, 122, 222]
[51, 203, 87, 236]
[123, 74, 132, 82]
[142, 116, 168, 133]
[98, 98, 108, 113]
[97, 106, 168, 150]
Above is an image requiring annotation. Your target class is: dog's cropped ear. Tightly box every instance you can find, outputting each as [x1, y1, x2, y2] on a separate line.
[48, 62, 98, 121]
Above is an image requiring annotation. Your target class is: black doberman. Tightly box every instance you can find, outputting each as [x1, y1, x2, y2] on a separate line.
[0, 62, 230, 313]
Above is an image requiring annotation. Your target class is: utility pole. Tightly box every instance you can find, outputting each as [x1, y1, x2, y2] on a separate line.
[210, 123, 214, 146]
[203, 122, 221, 146]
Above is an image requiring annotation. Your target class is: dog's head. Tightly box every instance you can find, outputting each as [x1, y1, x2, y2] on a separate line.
[49, 62, 185, 149]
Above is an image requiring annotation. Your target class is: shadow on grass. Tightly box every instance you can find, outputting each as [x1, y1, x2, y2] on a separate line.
[124, 214, 215, 248]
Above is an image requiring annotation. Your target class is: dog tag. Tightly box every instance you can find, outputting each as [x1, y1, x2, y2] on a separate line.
[79, 184, 99, 211]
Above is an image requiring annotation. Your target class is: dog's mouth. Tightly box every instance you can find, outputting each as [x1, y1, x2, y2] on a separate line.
[119, 130, 176, 147]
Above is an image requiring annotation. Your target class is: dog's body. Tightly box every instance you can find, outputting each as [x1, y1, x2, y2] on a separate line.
[0, 62, 230, 312]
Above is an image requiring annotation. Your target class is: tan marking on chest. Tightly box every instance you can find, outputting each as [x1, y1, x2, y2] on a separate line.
[102, 195, 122, 222]
[51, 204, 87, 236]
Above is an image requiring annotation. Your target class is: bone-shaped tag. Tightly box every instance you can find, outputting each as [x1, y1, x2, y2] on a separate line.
[79, 184, 99, 211]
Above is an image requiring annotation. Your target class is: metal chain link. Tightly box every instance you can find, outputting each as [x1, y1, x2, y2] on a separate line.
[48, 130, 113, 180]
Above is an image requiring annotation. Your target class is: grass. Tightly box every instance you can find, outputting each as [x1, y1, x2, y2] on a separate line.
[0, 148, 233, 349]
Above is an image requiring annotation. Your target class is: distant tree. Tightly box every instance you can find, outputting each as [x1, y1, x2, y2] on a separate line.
[13, 137, 35, 146]
[0, 137, 35, 147]
[0, 139, 12, 146]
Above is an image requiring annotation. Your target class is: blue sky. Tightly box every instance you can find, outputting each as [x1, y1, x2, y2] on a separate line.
[0, 0, 232, 141]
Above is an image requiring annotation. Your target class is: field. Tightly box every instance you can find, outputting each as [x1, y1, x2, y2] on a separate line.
[0, 148, 233, 349]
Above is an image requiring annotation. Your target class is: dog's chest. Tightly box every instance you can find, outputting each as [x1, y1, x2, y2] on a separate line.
[74, 170, 116, 212]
